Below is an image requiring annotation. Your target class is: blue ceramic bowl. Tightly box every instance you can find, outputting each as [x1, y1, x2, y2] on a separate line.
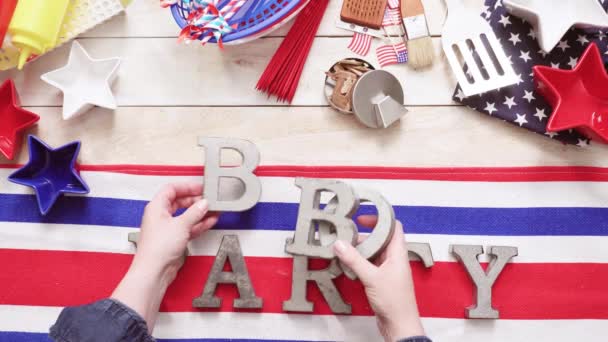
[8, 135, 89, 215]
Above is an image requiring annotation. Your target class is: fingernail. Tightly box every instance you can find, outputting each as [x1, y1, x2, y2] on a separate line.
[197, 199, 208, 211]
[334, 240, 347, 255]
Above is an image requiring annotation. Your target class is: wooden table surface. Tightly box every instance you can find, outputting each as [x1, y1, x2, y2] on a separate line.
[1, 0, 607, 168]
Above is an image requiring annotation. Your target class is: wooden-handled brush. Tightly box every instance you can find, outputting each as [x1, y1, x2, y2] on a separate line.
[401, 0, 434, 69]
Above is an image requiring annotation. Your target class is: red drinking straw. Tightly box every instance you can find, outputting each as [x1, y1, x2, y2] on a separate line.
[256, 0, 330, 103]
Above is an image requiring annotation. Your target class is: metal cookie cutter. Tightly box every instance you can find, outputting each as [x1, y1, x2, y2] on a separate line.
[352, 70, 407, 128]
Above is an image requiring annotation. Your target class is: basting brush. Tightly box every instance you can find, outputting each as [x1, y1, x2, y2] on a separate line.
[401, 0, 434, 69]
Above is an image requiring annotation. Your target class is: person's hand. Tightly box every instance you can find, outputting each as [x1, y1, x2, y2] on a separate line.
[333, 216, 424, 342]
[133, 182, 220, 280]
[112, 182, 220, 331]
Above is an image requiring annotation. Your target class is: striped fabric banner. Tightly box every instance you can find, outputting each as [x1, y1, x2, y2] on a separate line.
[0, 164, 607, 341]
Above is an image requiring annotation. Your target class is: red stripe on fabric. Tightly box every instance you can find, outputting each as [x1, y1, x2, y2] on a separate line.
[3, 164, 608, 182]
[1, 249, 607, 319]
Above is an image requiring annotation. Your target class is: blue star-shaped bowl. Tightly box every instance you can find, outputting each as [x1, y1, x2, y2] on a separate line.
[8, 135, 90, 215]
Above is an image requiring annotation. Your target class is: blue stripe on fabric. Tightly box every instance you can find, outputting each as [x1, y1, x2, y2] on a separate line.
[1, 193, 608, 236]
[0, 332, 327, 342]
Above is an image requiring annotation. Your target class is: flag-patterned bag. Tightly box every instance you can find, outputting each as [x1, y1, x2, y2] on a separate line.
[0, 164, 607, 341]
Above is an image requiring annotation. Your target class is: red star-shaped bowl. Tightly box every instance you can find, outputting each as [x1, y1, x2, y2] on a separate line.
[0, 79, 40, 160]
[534, 43, 608, 144]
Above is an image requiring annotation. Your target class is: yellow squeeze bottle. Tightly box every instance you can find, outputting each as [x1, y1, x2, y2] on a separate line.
[8, 0, 70, 69]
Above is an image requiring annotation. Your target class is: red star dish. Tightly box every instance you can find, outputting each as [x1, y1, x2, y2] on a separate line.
[0, 79, 40, 160]
[534, 43, 608, 144]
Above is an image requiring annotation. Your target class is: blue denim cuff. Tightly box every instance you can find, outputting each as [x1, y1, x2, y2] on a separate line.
[398, 336, 432, 342]
[49, 298, 155, 342]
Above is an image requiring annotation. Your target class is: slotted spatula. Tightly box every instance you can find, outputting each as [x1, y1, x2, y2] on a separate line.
[442, 0, 517, 97]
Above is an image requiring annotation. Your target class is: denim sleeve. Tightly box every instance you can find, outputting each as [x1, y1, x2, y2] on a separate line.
[398, 336, 432, 342]
[49, 298, 155, 342]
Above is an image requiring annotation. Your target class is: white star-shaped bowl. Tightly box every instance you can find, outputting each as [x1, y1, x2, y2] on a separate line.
[504, 0, 608, 53]
[41, 41, 121, 120]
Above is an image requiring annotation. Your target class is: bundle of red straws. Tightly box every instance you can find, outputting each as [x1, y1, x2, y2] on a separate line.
[256, 0, 330, 103]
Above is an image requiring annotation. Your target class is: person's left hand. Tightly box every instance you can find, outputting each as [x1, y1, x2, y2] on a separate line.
[132, 182, 220, 280]
[113, 182, 219, 331]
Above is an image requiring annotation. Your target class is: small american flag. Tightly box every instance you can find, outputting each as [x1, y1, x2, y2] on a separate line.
[382, 8, 402, 26]
[376, 42, 408, 67]
[347, 32, 372, 56]
[387, 0, 400, 9]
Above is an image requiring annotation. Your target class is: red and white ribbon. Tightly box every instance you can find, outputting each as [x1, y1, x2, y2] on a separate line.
[164, 0, 245, 48]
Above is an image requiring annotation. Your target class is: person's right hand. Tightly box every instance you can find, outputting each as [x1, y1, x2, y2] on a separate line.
[333, 216, 425, 342]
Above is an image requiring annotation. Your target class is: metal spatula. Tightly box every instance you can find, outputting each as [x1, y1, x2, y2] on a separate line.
[442, 0, 517, 97]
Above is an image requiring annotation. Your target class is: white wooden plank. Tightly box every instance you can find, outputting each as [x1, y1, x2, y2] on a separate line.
[83, 0, 485, 38]
[3, 105, 606, 166]
[1, 37, 457, 106]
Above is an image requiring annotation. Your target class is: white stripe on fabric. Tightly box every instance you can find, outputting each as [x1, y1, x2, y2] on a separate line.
[3, 222, 608, 263]
[0, 305, 604, 342]
[2, 170, 608, 208]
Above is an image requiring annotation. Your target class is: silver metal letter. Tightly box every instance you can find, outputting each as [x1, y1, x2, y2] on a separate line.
[192, 235, 263, 309]
[450, 244, 518, 319]
[285, 178, 359, 259]
[407, 242, 434, 268]
[282, 255, 351, 314]
[198, 137, 261, 211]
[318, 187, 396, 279]
[127, 232, 139, 246]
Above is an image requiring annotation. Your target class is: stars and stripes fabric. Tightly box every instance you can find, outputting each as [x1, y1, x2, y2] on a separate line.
[376, 42, 408, 67]
[1, 163, 608, 341]
[453, 0, 608, 146]
[347, 32, 373, 56]
[382, 7, 402, 26]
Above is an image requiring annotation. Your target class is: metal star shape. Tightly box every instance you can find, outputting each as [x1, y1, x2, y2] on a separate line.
[8, 135, 89, 215]
[41, 41, 120, 120]
[534, 43, 608, 143]
[504, 0, 608, 52]
[0, 79, 39, 160]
